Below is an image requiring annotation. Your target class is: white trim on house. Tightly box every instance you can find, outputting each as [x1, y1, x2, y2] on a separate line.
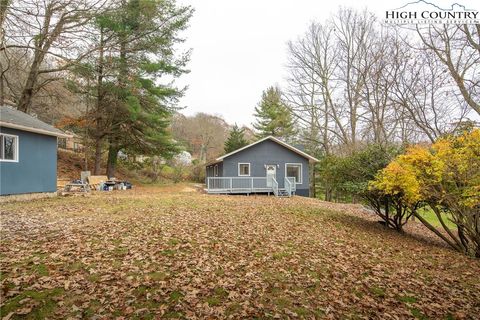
[0, 121, 71, 138]
[285, 163, 302, 184]
[0, 133, 19, 163]
[214, 164, 219, 177]
[238, 162, 251, 176]
[216, 136, 319, 162]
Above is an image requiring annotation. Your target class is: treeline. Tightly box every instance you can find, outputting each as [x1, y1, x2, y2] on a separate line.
[248, 9, 479, 257]
[0, 0, 193, 177]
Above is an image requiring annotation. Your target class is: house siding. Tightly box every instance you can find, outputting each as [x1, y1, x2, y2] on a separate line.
[0, 127, 57, 195]
[222, 139, 310, 196]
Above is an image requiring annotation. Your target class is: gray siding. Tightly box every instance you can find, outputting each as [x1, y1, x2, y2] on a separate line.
[0, 127, 58, 195]
[205, 162, 223, 184]
[222, 139, 310, 196]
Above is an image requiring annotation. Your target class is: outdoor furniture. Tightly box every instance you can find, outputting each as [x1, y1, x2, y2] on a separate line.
[64, 181, 90, 193]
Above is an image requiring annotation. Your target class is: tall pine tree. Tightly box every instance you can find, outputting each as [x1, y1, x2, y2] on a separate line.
[100, 0, 193, 177]
[224, 124, 248, 153]
[253, 86, 295, 141]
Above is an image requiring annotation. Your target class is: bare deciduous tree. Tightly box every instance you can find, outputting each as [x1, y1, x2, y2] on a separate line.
[417, 24, 480, 115]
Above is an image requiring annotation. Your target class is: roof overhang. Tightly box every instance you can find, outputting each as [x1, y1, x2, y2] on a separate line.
[0, 121, 72, 138]
[216, 136, 319, 162]
[205, 159, 223, 167]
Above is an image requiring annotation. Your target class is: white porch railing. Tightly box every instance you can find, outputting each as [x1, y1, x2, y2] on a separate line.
[284, 177, 296, 196]
[271, 177, 279, 196]
[206, 176, 296, 197]
[207, 177, 271, 193]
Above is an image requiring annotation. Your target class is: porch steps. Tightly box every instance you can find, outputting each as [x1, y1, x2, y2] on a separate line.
[276, 189, 290, 197]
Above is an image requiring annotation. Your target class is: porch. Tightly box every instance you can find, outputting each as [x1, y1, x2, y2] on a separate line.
[206, 177, 296, 197]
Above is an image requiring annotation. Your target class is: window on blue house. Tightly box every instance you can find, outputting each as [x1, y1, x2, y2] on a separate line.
[0, 134, 18, 162]
[238, 163, 250, 176]
[286, 163, 302, 184]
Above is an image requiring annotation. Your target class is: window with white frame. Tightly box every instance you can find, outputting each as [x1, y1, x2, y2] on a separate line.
[238, 163, 250, 176]
[214, 165, 218, 177]
[286, 163, 302, 184]
[0, 134, 18, 162]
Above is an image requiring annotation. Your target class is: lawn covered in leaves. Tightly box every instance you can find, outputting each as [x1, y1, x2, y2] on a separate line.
[1, 184, 479, 319]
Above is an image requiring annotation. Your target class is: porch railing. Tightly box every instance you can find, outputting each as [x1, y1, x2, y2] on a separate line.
[207, 177, 270, 193]
[284, 177, 296, 196]
[271, 178, 278, 196]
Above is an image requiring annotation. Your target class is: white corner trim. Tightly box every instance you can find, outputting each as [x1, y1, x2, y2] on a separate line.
[0, 133, 19, 162]
[285, 163, 302, 184]
[238, 162, 251, 176]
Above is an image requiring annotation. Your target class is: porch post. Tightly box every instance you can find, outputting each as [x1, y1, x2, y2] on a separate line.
[230, 178, 232, 192]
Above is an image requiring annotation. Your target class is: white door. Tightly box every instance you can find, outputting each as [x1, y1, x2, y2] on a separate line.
[266, 165, 277, 187]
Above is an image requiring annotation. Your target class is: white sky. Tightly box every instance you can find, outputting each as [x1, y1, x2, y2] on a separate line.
[176, 0, 478, 127]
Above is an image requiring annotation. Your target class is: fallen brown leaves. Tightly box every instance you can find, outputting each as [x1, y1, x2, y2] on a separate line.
[1, 184, 479, 319]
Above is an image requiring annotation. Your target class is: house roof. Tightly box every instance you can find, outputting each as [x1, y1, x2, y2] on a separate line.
[0, 105, 71, 138]
[215, 136, 319, 162]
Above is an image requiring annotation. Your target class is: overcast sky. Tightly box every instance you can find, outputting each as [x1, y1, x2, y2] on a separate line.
[176, 0, 477, 127]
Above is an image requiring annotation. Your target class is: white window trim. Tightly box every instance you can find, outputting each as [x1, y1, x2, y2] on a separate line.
[0, 133, 19, 163]
[285, 163, 302, 184]
[214, 165, 219, 177]
[238, 162, 251, 176]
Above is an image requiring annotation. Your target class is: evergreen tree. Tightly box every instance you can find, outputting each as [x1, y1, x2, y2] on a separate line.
[224, 124, 248, 153]
[99, 0, 193, 177]
[252, 86, 296, 140]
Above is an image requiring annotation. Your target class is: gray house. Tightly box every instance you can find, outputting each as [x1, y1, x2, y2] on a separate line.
[0, 105, 69, 196]
[205, 136, 318, 197]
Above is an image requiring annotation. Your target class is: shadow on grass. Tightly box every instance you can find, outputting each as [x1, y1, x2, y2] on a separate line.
[328, 211, 450, 251]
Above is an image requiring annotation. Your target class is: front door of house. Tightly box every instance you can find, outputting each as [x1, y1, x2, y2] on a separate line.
[266, 165, 277, 187]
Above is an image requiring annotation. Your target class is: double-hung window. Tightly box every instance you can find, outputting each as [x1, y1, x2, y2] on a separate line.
[286, 163, 302, 184]
[0, 133, 19, 162]
[238, 163, 250, 176]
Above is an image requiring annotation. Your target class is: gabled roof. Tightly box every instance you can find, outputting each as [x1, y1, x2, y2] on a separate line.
[216, 136, 319, 162]
[0, 105, 70, 138]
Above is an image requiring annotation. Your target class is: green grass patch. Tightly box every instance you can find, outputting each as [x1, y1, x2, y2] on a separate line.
[0, 288, 64, 318]
[169, 290, 183, 302]
[272, 250, 291, 260]
[205, 287, 228, 306]
[398, 295, 417, 304]
[417, 207, 456, 230]
[147, 271, 167, 281]
[206, 296, 221, 306]
[168, 238, 180, 246]
[369, 286, 385, 298]
[161, 249, 176, 257]
[32, 263, 49, 277]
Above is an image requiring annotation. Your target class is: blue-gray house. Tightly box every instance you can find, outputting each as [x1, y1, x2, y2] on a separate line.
[0, 105, 69, 196]
[205, 136, 318, 197]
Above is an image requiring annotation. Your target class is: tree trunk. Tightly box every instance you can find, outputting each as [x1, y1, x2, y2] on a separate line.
[93, 26, 105, 175]
[94, 136, 103, 175]
[106, 143, 119, 178]
[309, 162, 315, 198]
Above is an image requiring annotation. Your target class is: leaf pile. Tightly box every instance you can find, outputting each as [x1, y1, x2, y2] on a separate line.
[1, 184, 479, 319]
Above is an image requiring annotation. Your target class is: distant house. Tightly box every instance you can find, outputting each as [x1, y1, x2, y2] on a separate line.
[58, 131, 84, 153]
[205, 136, 318, 197]
[0, 105, 69, 196]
